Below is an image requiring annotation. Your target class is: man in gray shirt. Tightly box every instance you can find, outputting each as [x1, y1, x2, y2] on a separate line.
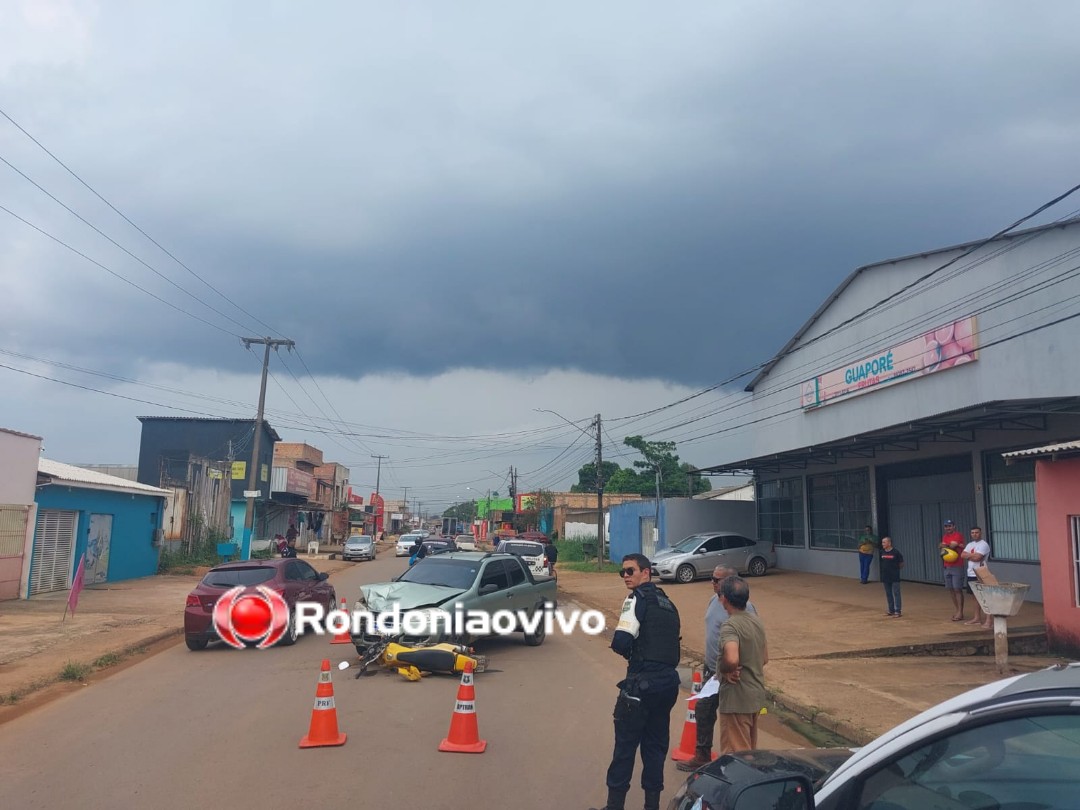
[676, 565, 757, 771]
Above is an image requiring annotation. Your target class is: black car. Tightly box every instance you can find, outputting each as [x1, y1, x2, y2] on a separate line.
[667, 748, 853, 810]
[420, 539, 456, 556]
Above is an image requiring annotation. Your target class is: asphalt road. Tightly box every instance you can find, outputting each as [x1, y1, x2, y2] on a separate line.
[0, 550, 808, 809]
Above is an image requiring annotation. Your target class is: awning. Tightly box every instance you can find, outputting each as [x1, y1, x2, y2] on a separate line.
[698, 397, 1080, 475]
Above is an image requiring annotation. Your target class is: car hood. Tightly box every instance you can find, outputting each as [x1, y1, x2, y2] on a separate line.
[359, 581, 465, 612]
[698, 748, 856, 793]
[652, 548, 685, 560]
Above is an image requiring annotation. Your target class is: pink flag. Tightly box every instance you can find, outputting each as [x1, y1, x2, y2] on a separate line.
[67, 553, 86, 617]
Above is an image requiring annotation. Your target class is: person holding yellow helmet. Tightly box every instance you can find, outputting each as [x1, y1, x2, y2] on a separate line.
[940, 519, 967, 621]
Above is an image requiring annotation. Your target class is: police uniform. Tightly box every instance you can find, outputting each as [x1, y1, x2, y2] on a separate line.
[598, 581, 681, 810]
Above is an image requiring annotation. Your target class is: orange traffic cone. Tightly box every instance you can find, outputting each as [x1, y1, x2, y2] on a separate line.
[438, 660, 487, 753]
[671, 670, 714, 761]
[299, 659, 347, 748]
[331, 597, 352, 644]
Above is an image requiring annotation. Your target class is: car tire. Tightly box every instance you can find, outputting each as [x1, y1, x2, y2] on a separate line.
[185, 637, 208, 651]
[523, 603, 547, 646]
[747, 557, 768, 577]
[279, 608, 299, 646]
[675, 564, 697, 584]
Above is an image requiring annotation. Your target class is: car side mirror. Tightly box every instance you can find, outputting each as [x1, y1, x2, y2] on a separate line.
[317, 572, 329, 581]
[694, 547, 707, 554]
[730, 776, 815, 810]
[479, 583, 499, 595]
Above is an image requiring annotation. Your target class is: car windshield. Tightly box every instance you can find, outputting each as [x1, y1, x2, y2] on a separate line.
[202, 567, 276, 587]
[347, 537, 372, 545]
[397, 558, 478, 589]
[501, 542, 543, 557]
[671, 535, 707, 552]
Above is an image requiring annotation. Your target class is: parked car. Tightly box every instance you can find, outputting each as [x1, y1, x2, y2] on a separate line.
[668, 662, 1080, 809]
[396, 533, 424, 557]
[497, 539, 548, 577]
[652, 532, 776, 583]
[519, 530, 548, 542]
[342, 534, 376, 561]
[183, 558, 336, 651]
[454, 534, 478, 551]
[351, 551, 557, 651]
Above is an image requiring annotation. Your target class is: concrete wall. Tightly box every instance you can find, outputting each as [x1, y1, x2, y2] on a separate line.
[34, 485, 164, 585]
[722, 221, 1080, 465]
[0, 429, 42, 600]
[663, 500, 757, 548]
[1034, 456, 1080, 655]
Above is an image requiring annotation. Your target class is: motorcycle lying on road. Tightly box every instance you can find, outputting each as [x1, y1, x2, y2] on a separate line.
[354, 634, 487, 680]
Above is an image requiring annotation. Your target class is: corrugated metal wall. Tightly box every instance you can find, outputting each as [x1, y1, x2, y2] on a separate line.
[886, 471, 975, 584]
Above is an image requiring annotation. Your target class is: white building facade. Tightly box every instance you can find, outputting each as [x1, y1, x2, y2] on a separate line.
[701, 218, 1080, 601]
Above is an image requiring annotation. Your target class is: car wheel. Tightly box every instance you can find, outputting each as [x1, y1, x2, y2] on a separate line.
[747, 557, 768, 577]
[523, 604, 547, 646]
[185, 637, 208, 651]
[279, 609, 299, 646]
[675, 564, 697, 584]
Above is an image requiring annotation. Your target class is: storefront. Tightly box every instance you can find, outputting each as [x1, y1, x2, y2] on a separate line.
[701, 218, 1080, 602]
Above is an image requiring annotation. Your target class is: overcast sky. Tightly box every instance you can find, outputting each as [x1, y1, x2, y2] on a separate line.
[2, 1, 1078, 510]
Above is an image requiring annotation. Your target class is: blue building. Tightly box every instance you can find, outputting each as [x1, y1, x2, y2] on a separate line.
[607, 498, 756, 562]
[29, 459, 168, 596]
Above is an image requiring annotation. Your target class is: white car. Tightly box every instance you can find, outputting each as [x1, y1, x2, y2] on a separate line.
[497, 539, 548, 577]
[396, 533, 424, 557]
[454, 534, 478, 551]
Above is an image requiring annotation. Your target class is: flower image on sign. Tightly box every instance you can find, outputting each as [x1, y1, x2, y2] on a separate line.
[801, 316, 978, 409]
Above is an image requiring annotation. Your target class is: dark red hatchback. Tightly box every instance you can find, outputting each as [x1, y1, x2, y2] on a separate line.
[183, 558, 337, 650]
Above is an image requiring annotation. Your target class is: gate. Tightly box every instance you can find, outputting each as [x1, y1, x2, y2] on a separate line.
[886, 472, 976, 585]
[86, 513, 113, 584]
[640, 515, 656, 558]
[31, 509, 78, 595]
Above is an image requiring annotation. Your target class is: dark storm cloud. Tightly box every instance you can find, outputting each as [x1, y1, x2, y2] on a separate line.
[4, 1, 1080, 389]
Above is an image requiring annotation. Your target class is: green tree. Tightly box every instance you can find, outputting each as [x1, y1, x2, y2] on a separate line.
[570, 461, 621, 493]
[443, 500, 477, 521]
[622, 436, 711, 497]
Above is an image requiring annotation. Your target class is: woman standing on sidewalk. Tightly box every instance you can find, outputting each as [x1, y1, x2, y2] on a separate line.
[880, 536, 904, 618]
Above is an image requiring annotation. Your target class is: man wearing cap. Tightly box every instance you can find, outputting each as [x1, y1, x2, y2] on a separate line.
[590, 554, 681, 810]
[940, 519, 966, 621]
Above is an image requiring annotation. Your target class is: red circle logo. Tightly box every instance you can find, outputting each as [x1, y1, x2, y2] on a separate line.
[212, 586, 290, 649]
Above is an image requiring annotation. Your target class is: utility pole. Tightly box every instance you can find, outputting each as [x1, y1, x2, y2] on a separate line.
[595, 413, 605, 571]
[402, 486, 409, 525]
[370, 454, 388, 534]
[241, 336, 294, 560]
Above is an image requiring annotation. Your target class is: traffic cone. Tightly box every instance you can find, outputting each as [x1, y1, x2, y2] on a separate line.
[299, 659, 347, 748]
[438, 660, 487, 753]
[331, 598, 352, 644]
[671, 670, 715, 762]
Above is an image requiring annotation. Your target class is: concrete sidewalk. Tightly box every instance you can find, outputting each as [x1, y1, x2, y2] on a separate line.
[556, 566, 1063, 744]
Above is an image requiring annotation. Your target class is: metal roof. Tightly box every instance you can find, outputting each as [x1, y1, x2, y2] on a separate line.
[1, 426, 43, 441]
[136, 415, 281, 442]
[745, 216, 1080, 392]
[1001, 440, 1080, 460]
[39, 458, 170, 496]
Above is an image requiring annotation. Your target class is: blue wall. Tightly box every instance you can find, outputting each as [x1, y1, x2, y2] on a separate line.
[608, 500, 666, 561]
[35, 485, 164, 584]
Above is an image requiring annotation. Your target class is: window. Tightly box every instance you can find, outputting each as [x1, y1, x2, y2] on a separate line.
[701, 536, 725, 553]
[808, 469, 870, 550]
[480, 560, 509, 592]
[854, 712, 1080, 809]
[725, 535, 756, 549]
[0, 505, 29, 557]
[984, 453, 1038, 562]
[506, 559, 526, 586]
[757, 477, 805, 547]
[1073, 516, 1080, 608]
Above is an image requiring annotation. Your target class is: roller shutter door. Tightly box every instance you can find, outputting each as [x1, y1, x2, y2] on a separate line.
[31, 509, 78, 595]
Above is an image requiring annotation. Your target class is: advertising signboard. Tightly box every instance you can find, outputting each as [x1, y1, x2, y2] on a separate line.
[801, 316, 978, 409]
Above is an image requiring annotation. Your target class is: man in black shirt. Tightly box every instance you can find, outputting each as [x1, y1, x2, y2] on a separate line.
[880, 536, 905, 618]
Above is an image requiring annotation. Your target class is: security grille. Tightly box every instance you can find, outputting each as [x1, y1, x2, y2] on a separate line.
[31, 509, 78, 595]
[0, 505, 30, 557]
[1073, 516, 1080, 608]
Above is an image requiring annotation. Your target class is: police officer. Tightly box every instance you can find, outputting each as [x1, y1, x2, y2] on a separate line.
[590, 554, 681, 810]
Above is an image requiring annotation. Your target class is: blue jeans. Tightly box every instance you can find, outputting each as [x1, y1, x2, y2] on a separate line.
[884, 581, 902, 614]
[859, 553, 873, 583]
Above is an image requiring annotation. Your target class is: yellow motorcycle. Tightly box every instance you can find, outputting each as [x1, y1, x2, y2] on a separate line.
[355, 635, 486, 681]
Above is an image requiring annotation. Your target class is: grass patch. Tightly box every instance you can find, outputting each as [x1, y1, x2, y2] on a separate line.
[250, 548, 273, 560]
[93, 652, 123, 669]
[58, 662, 93, 682]
[560, 561, 623, 574]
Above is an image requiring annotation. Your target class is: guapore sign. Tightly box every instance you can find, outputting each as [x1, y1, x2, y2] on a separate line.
[801, 316, 978, 409]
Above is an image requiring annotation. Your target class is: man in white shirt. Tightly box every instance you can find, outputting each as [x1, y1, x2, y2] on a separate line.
[962, 526, 992, 628]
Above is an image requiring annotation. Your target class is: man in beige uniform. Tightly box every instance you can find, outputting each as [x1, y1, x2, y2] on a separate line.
[717, 576, 768, 754]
